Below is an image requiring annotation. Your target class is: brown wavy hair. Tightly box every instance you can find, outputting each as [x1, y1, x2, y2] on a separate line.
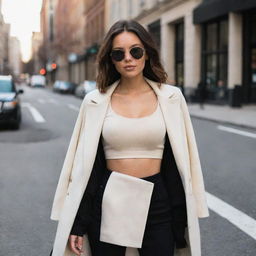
[96, 19, 168, 93]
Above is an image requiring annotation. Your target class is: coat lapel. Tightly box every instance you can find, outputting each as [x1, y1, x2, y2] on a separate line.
[156, 94, 190, 193]
[82, 79, 120, 178]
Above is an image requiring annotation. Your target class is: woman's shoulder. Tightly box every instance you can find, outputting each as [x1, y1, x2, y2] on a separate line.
[83, 87, 106, 104]
[161, 82, 181, 92]
[159, 82, 183, 99]
[84, 88, 100, 100]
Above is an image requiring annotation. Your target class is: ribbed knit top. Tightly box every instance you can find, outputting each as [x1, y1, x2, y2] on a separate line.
[102, 101, 166, 159]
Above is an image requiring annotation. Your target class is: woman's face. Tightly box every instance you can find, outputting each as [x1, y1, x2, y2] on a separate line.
[111, 31, 148, 79]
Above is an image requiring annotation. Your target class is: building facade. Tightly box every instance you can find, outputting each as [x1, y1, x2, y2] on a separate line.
[82, 0, 105, 80]
[54, 0, 105, 82]
[38, 0, 256, 105]
[105, 0, 256, 105]
[8, 36, 22, 77]
[54, 0, 86, 83]
[0, 23, 10, 75]
[194, 0, 256, 103]
[32, 32, 43, 75]
[40, 0, 59, 84]
[0, 0, 10, 75]
[40, 0, 103, 85]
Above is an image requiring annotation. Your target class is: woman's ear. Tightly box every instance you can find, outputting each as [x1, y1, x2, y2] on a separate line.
[145, 53, 149, 60]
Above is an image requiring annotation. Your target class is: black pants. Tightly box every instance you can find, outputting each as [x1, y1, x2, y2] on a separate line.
[87, 168, 175, 256]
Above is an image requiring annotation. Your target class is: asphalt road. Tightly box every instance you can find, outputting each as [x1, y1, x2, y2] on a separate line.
[0, 84, 255, 255]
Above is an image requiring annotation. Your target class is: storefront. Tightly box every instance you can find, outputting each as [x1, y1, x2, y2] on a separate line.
[243, 10, 256, 103]
[194, 0, 256, 104]
[201, 18, 228, 103]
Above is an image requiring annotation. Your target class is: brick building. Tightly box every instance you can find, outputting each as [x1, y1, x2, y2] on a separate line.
[82, 0, 105, 80]
[40, 0, 105, 85]
[54, 0, 86, 83]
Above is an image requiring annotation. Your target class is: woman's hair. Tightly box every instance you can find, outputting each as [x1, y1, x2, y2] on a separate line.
[96, 19, 168, 93]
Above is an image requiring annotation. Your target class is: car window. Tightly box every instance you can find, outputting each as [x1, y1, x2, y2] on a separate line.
[0, 80, 14, 93]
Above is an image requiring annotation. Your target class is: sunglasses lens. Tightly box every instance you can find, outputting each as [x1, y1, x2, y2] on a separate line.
[111, 47, 144, 61]
[130, 47, 144, 59]
[111, 50, 124, 61]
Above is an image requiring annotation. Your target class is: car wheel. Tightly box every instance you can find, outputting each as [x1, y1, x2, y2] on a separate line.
[12, 120, 20, 130]
[12, 110, 21, 130]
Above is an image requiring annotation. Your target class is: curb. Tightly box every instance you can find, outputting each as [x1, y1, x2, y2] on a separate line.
[190, 114, 256, 131]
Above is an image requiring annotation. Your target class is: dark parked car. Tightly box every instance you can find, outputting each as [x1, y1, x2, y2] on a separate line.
[75, 80, 96, 98]
[53, 80, 76, 94]
[0, 75, 23, 129]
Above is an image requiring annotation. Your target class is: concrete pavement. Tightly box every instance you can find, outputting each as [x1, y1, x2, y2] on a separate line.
[188, 103, 256, 130]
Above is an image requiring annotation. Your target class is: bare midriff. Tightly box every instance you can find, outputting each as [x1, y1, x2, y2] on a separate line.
[106, 158, 162, 178]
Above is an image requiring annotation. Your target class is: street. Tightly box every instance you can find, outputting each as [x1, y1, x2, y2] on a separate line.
[0, 85, 255, 256]
[0, 85, 81, 256]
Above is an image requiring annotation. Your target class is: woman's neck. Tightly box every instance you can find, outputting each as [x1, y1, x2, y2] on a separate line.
[117, 75, 151, 95]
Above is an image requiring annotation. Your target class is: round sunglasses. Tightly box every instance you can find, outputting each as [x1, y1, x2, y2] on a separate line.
[110, 47, 145, 62]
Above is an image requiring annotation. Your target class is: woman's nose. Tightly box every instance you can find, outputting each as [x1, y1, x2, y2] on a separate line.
[124, 50, 132, 61]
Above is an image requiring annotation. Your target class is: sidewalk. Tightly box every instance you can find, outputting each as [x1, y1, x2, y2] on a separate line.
[188, 103, 256, 130]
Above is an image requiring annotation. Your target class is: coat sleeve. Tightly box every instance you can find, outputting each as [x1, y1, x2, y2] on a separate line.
[50, 98, 87, 221]
[70, 135, 107, 236]
[180, 92, 209, 218]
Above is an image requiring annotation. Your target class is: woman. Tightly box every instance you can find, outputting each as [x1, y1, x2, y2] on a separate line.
[50, 20, 209, 256]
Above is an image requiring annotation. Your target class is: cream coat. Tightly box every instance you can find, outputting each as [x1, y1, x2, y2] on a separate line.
[50, 78, 210, 256]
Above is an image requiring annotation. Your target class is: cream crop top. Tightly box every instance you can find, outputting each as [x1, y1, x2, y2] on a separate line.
[102, 101, 166, 159]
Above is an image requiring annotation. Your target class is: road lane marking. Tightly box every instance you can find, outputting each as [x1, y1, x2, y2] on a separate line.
[49, 98, 59, 105]
[218, 125, 256, 139]
[38, 99, 46, 104]
[206, 192, 256, 240]
[67, 104, 79, 111]
[22, 103, 45, 123]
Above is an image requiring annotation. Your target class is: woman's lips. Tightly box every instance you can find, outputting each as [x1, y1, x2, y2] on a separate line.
[124, 66, 136, 71]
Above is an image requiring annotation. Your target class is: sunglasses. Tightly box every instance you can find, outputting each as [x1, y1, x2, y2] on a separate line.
[110, 47, 145, 62]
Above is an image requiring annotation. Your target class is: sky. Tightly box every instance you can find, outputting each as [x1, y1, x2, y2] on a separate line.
[1, 0, 43, 62]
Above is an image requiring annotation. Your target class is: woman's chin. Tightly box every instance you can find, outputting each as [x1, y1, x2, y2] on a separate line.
[120, 71, 143, 79]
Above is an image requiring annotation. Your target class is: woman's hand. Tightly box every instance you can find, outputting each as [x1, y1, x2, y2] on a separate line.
[69, 235, 84, 256]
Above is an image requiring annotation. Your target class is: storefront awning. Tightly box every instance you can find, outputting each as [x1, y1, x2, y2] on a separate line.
[193, 0, 256, 24]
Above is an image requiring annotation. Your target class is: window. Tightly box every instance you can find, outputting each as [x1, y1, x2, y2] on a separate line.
[49, 14, 54, 42]
[202, 19, 228, 101]
[0, 80, 14, 93]
[250, 14, 256, 84]
[251, 48, 256, 83]
[148, 20, 161, 51]
[175, 22, 184, 87]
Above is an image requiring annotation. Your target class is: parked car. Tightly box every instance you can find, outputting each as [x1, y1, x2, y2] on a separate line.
[75, 80, 96, 98]
[0, 75, 23, 129]
[53, 80, 61, 92]
[30, 75, 46, 87]
[53, 80, 76, 94]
